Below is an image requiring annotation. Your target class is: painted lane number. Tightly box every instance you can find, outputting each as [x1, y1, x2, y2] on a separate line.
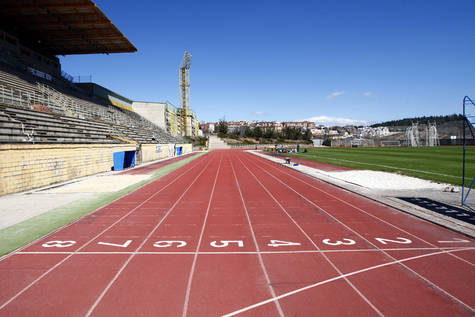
[42, 240, 76, 248]
[375, 237, 412, 245]
[153, 240, 187, 248]
[98, 240, 132, 248]
[322, 238, 356, 246]
[210, 240, 244, 248]
[267, 240, 301, 247]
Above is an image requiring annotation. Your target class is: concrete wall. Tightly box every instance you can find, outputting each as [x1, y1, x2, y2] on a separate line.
[132, 101, 166, 129]
[0, 144, 136, 196]
[140, 144, 169, 162]
[178, 143, 192, 154]
[140, 143, 193, 163]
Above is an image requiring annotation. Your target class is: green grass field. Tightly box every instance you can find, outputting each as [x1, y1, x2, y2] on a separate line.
[286, 146, 475, 187]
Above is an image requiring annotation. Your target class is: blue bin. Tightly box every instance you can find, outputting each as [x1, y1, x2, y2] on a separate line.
[113, 151, 136, 171]
[113, 152, 125, 171]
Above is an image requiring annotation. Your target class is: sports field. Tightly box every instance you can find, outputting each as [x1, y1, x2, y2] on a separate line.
[286, 146, 475, 187]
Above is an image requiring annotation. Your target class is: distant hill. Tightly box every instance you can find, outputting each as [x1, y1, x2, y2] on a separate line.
[371, 114, 464, 127]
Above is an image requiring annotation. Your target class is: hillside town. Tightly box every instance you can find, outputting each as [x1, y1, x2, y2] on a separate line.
[199, 116, 467, 147]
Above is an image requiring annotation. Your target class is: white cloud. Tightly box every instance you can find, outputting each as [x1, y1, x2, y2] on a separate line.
[302, 115, 368, 126]
[363, 92, 373, 97]
[326, 91, 344, 99]
[253, 111, 265, 115]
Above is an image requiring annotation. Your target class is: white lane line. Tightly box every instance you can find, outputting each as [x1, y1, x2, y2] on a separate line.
[236, 153, 384, 316]
[244, 153, 475, 312]
[273, 152, 460, 179]
[85, 153, 217, 317]
[0, 153, 207, 264]
[0, 155, 208, 312]
[223, 248, 475, 316]
[438, 238, 470, 243]
[182, 153, 222, 317]
[230, 155, 285, 317]
[15, 247, 474, 256]
[253, 153, 475, 268]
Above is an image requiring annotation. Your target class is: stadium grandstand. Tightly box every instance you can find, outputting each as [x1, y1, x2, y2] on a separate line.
[0, 0, 192, 196]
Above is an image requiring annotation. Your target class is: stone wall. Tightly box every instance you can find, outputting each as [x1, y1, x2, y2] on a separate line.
[0, 142, 193, 196]
[0, 144, 136, 195]
[140, 143, 192, 162]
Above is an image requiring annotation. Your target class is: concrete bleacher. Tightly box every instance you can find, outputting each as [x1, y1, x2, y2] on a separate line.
[0, 103, 119, 144]
[0, 62, 187, 145]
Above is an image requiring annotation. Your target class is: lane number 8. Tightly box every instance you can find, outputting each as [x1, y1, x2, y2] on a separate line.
[42, 240, 76, 248]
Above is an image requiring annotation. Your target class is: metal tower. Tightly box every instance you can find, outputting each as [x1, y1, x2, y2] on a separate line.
[427, 122, 440, 147]
[462, 96, 475, 205]
[179, 51, 191, 136]
[405, 123, 420, 147]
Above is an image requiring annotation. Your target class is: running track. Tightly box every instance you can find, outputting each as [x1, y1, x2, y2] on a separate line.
[0, 150, 474, 316]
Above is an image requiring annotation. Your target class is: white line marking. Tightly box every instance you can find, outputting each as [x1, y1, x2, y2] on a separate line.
[15, 246, 474, 256]
[236, 153, 384, 316]
[0, 156, 208, 312]
[0, 153, 206, 264]
[98, 240, 132, 248]
[245, 153, 475, 311]
[223, 248, 475, 316]
[267, 240, 301, 247]
[375, 237, 412, 245]
[230, 156, 285, 317]
[153, 240, 187, 248]
[438, 238, 470, 243]
[279, 153, 461, 179]
[42, 240, 76, 248]
[85, 153, 217, 317]
[182, 154, 222, 317]
[253, 153, 475, 268]
[209, 240, 244, 248]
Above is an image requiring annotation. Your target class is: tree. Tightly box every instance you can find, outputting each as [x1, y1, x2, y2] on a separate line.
[263, 127, 276, 139]
[217, 118, 228, 135]
[253, 126, 263, 138]
[303, 128, 312, 141]
[243, 126, 253, 138]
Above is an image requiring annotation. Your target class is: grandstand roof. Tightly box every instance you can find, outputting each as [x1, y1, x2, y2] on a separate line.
[0, 0, 137, 55]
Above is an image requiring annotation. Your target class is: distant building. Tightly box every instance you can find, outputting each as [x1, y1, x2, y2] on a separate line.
[200, 122, 215, 134]
[132, 101, 199, 137]
[282, 121, 316, 130]
[177, 108, 199, 137]
[228, 121, 248, 133]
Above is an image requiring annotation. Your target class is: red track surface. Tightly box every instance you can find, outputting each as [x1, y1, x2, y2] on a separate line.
[120, 152, 199, 175]
[0, 150, 474, 316]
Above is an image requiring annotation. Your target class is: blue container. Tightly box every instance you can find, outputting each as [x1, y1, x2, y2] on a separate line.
[113, 151, 136, 171]
[113, 151, 125, 171]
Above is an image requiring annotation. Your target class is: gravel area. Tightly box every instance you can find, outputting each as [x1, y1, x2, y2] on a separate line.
[322, 170, 449, 190]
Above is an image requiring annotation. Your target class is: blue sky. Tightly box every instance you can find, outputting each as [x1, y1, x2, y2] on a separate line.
[59, 0, 475, 126]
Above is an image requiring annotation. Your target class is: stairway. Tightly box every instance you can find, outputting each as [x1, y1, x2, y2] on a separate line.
[208, 135, 230, 149]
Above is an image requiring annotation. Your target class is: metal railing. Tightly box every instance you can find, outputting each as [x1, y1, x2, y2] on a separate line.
[229, 143, 311, 149]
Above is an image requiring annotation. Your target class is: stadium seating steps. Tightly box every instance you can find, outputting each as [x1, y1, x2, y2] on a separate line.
[0, 62, 186, 145]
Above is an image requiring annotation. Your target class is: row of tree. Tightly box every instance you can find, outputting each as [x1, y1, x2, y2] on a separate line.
[216, 119, 312, 141]
[371, 114, 464, 127]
